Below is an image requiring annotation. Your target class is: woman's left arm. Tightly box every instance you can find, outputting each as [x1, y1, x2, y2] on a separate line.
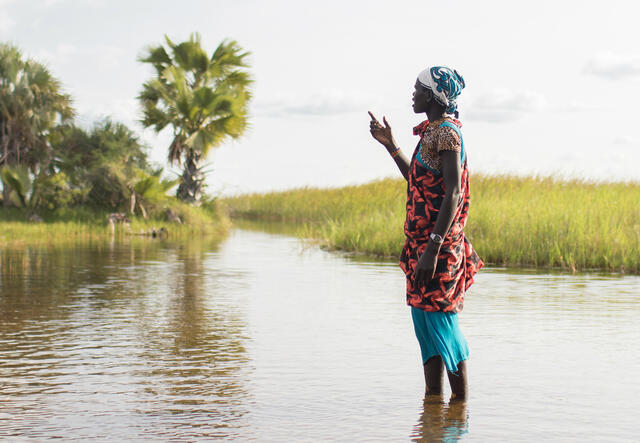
[413, 150, 462, 288]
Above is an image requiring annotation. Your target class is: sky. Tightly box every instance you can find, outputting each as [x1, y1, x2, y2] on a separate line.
[1, 0, 640, 195]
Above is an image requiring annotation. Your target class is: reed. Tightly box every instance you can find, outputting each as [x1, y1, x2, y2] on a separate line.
[224, 175, 640, 273]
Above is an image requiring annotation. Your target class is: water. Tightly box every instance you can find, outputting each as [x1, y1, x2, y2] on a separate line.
[1, 229, 639, 441]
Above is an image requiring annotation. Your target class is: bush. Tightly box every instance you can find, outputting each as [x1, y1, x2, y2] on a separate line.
[34, 172, 87, 211]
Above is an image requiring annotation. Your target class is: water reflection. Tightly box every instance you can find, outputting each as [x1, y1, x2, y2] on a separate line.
[0, 238, 252, 440]
[411, 397, 468, 442]
[132, 240, 251, 439]
[1, 228, 639, 440]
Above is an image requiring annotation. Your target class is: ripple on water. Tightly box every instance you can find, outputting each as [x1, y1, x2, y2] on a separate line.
[0, 231, 639, 441]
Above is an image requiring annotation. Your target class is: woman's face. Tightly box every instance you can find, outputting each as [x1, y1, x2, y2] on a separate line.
[412, 80, 432, 113]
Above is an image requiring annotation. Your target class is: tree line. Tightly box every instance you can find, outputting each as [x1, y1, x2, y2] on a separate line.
[0, 33, 251, 219]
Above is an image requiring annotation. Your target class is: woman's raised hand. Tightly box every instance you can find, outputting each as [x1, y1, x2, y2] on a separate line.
[369, 111, 408, 180]
[368, 111, 396, 149]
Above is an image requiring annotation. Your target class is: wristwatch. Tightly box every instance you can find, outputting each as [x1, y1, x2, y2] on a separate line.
[429, 232, 444, 244]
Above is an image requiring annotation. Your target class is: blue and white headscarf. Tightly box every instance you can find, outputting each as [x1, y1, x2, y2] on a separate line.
[417, 66, 465, 115]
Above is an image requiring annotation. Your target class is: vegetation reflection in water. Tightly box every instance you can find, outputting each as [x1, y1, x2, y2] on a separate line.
[1, 229, 639, 441]
[0, 237, 252, 440]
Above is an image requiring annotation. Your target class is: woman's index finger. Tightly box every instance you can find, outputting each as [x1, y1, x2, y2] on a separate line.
[368, 111, 380, 123]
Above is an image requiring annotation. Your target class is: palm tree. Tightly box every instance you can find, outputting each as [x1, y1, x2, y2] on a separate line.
[132, 168, 179, 219]
[138, 33, 252, 204]
[0, 43, 74, 206]
[0, 164, 32, 208]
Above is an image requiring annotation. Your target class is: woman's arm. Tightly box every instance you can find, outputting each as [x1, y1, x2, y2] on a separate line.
[429, 150, 462, 243]
[368, 111, 410, 181]
[413, 150, 462, 287]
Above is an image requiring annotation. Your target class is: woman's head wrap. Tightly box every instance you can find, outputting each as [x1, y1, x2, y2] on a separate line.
[417, 66, 465, 115]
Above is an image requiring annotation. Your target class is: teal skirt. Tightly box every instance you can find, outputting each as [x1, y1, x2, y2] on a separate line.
[411, 307, 469, 373]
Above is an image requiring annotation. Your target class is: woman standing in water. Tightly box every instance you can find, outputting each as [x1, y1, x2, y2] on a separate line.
[368, 66, 483, 401]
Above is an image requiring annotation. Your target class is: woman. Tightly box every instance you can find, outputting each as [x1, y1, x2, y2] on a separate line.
[368, 66, 483, 401]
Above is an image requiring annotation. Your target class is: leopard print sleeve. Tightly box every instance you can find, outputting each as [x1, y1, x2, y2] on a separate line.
[436, 126, 461, 153]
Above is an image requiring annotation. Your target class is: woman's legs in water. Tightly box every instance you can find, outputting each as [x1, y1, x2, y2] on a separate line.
[424, 356, 444, 395]
[447, 361, 468, 401]
[412, 307, 468, 400]
[424, 356, 467, 400]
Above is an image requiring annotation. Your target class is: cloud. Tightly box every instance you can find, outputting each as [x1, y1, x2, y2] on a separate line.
[77, 98, 140, 129]
[464, 89, 546, 122]
[584, 53, 640, 78]
[0, 12, 13, 32]
[556, 100, 595, 113]
[33, 44, 80, 65]
[32, 43, 124, 70]
[255, 89, 382, 117]
[0, 0, 16, 34]
[94, 44, 126, 69]
[41, 0, 105, 6]
[612, 135, 640, 147]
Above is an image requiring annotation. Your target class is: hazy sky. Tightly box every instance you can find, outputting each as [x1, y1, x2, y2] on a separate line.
[2, 0, 639, 195]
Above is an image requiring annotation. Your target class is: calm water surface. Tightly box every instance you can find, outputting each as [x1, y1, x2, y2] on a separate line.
[1, 229, 639, 441]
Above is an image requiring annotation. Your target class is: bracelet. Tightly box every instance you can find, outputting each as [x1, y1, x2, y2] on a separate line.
[429, 232, 444, 244]
[390, 149, 401, 158]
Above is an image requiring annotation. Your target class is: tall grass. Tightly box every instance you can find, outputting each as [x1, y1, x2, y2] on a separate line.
[224, 175, 640, 273]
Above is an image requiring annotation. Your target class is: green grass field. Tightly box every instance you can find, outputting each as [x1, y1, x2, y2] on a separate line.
[0, 202, 230, 247]
[224, 175, 640, 273]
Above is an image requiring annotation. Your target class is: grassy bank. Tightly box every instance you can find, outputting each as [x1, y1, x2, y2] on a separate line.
[0, 201, 230, 247]
[224, 175, 640, 273]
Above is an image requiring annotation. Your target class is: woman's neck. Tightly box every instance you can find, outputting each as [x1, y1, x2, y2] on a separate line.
[425, 104, 446, 123]
[426, 111, 446, 122]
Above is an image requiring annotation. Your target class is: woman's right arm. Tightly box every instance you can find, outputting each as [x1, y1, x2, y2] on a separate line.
[368, 111, 410, 181]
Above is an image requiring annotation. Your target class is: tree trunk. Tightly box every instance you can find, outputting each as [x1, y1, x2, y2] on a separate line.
[1, 120, 9, 208]
[129, 191, 136, 215]
[137, 200, 147, 219]
[176, 151, 204, 205]
[1, 119, 8, 165]
[1, 177, 10, 208]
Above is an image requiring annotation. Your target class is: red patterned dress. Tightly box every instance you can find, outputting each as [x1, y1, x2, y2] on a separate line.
[399, 117, 483, 313]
